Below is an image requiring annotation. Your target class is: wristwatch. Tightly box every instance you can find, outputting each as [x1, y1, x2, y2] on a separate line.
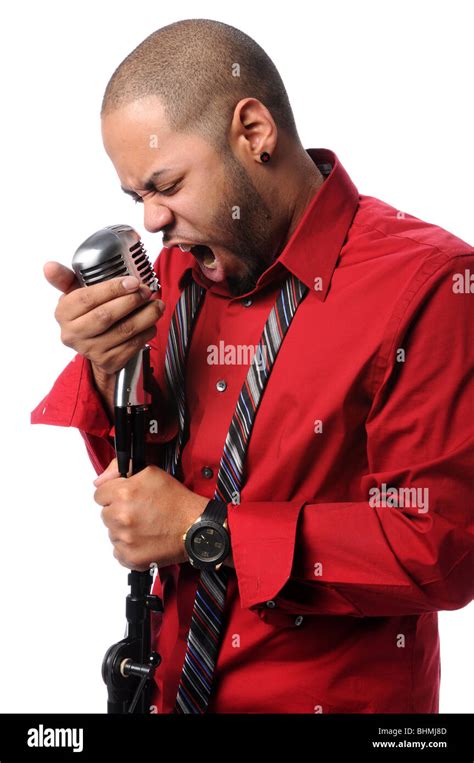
[183, 500, 230, 571]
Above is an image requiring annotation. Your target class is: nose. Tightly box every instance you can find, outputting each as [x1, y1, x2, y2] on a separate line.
[143, 199, 174, 234]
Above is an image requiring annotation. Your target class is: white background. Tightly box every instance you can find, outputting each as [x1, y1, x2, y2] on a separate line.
[0, 0, 472, 713]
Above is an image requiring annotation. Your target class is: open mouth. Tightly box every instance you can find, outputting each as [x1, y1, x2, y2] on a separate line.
[179, 243, 217, 270]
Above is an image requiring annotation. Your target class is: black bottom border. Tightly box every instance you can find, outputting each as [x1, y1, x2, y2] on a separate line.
[0, 712, 471, 760]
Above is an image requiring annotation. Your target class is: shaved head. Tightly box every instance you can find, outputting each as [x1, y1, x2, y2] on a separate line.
[101, 18, 299, 154]
[100, 19, 324, 296]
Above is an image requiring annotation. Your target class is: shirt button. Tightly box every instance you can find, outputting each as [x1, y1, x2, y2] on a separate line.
[242, 298, 253, 307]
[201, 466, 214, 479]
[266, 600, 276, 608]
[216, 379, 227, 392]
[295, 615, 304, 626]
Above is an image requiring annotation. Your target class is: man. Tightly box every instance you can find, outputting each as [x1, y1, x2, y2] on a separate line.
[32, 19, 474, 714]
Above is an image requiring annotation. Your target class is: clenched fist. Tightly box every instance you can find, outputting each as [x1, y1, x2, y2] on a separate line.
[93, 458, 209, 570]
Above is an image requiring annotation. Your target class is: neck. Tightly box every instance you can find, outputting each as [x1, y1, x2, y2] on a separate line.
[278, 152, 325, 253]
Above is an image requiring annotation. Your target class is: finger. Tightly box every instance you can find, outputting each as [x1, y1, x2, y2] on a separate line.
[93, 458, 120, 486]
[65, 276, 157, 322]
[44, 261, 80, 294]
[71, 293, 165, 343]
[92, 325, 158, 375]
[94, 479, 119, 506]
[94, 457, 131, 486]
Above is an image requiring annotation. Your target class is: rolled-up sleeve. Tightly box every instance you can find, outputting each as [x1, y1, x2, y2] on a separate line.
[228, 253, 474, 617]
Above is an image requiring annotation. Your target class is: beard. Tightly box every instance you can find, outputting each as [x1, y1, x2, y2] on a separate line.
[211, 150, 275, 296]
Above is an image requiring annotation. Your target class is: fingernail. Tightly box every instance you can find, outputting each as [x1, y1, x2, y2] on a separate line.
[122, 276, 140, 290]
[157, 299, 166, 311]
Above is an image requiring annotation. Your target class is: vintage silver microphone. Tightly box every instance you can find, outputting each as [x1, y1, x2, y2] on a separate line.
[72, 224, 160, 476]
[72, 224, 162, 713]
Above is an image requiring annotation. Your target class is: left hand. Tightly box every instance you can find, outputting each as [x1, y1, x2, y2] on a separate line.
[93, 459, 208, 571]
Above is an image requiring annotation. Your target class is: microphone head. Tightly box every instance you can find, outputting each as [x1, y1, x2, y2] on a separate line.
[72, 224, 160, 291]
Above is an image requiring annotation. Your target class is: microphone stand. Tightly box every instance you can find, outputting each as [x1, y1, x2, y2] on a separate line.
[101, 346, 163, 713]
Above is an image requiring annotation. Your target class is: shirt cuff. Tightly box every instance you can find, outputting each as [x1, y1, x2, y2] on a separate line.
[31, 354, 179, 445]
[30, 353, 113, 437]
[227, 499, 304, 609]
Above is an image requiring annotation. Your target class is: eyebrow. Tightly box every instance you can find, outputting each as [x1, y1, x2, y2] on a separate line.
[121, 169, 174, 196]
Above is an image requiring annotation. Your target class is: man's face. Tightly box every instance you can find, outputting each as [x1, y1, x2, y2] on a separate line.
[101, 96, 276, 296]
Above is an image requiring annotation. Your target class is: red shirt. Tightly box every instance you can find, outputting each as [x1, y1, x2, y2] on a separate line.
[32, 148, 474, 713]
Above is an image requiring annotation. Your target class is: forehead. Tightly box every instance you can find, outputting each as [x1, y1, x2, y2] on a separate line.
[101, 95, 211, 188]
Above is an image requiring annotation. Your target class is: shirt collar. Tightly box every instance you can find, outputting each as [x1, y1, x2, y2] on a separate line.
[178, 148, 359, 301]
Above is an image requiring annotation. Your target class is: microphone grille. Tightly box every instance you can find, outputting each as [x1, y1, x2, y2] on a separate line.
[72, 224, 160, 290]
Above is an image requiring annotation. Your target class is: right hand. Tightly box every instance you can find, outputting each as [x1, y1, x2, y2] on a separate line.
[44, 261, 166, 377]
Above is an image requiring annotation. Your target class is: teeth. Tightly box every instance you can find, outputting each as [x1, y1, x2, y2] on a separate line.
[178, 243, 192, 252]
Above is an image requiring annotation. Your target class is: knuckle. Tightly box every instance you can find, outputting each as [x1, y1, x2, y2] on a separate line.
[94, 305, 112, 329]
[117, 485, 131, 503]
[53, 304, 63, 324]
[144, 465, 159, 479]
[118, 514, 133, 531]
[117, 319, 135, 339]
[60, 327, 73, 348]
[78, 288, 93, 310]
[115, 527, 133, 545]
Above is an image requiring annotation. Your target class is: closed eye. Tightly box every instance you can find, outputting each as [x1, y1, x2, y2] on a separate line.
[156, 183, 180, 196]
[124, 182, 181, 204]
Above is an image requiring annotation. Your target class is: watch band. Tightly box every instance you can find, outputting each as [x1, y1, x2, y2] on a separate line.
[201, 499, 228, 524]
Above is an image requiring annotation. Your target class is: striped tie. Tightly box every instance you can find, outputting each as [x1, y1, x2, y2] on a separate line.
[163, 280, 206, 477]
[162, 273, 308, 713]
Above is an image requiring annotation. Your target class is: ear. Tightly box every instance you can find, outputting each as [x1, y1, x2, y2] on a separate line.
[229, 97, 278, 164]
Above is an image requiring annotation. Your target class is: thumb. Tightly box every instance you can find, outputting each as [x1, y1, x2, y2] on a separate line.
[43, 261, 80, 294]
[93, 457, 132, 486]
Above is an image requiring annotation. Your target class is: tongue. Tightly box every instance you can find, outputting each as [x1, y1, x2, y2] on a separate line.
[191, 245, 226, 282]
[193, 244, 215, 266]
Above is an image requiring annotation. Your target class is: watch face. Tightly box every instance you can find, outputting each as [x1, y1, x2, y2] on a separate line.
[191, 525, 226, 562]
